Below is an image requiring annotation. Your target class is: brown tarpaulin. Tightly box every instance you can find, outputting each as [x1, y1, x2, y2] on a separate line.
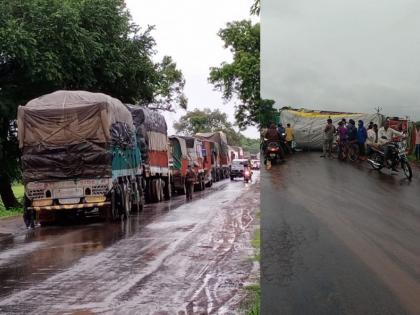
[18, 90, 135, 182]
[18, 90, 133, 148]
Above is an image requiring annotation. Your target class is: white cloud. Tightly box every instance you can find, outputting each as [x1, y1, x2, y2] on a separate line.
[262, 0, 420, 121]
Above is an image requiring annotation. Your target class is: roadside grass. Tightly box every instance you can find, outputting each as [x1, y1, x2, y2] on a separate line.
[242, 213, 261, 314]
[0, 184, 24, 218]
[242, 284, 261, 315]
[251, 227, 261, 262]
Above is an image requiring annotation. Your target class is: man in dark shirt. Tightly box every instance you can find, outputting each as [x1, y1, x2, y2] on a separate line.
[185, 165, 196, 200]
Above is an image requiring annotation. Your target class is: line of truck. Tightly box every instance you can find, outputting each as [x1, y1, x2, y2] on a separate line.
[17, 90, 248, 226]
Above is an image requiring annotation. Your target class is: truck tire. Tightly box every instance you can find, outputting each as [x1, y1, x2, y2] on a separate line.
[164, 178, 171, 200]
[131, 182, 141, 213]
[122, 183, 131, 219]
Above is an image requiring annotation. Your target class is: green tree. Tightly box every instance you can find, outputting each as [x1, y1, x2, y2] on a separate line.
[209, 16, 276, 129]
[174, 108, 240, 144]
[0, 0, 186, 208]
[250, 0, 260, 16]
[238, 135, 260, 154]
[173, 108, 260, 153]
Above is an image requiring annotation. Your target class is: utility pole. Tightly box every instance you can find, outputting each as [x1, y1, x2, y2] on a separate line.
[374, 106, 383, 126]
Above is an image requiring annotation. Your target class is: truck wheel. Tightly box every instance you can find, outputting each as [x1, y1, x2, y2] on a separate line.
[131, 182, 141, 213]
[122, 184, 131, 219]
[158, 179, 165, 201]
[152, 179, 162, 202]
[164, 178, 171, 200]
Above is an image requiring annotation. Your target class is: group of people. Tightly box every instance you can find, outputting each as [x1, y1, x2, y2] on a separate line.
[263, 123, 295, 160]
[322, 118, 408, 170]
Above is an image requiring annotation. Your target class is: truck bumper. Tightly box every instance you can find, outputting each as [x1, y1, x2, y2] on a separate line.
[29, 201, 110, 212]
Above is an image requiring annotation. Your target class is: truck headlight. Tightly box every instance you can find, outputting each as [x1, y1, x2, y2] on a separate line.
[85, 196, 106, 203]
[32, 199, 53, 207]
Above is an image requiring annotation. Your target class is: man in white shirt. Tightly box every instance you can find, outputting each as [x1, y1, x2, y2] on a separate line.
[366, 124, 378, 156]
[378, 121, 404, 169]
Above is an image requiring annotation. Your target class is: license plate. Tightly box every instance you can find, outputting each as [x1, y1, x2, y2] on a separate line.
[55, 188, 83, 198]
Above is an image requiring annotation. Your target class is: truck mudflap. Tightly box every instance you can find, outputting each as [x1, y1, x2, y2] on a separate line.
[29, 201, 110, 212]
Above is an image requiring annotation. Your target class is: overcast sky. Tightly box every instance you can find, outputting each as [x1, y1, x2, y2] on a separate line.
[125, 0, 258, 138]
[262, 0, 420, 120]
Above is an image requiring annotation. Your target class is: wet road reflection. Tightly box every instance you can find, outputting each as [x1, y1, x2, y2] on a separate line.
[262, 153, 420, 315]
[0, 173, 260, 314]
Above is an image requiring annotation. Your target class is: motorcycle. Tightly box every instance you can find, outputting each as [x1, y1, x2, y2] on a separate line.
[263, 138, 284, 169]
[367, 138, 412, 180]
[244, 168, 252, 183]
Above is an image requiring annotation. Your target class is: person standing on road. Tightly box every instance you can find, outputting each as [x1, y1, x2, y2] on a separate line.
[366, 123, 379, 156]
[285, 123, 295, 153]
[357, 120, 367, 160]
[415, 124, 420, 161]
[347, 119, 358, 143]
[321, 118, 336, 158]
[185, 165, 196, 200]
[337, 121, 348, 156]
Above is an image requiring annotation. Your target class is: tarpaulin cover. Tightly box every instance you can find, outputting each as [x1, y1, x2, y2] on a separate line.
[169, 136, 188, 170]
[126, 105, 168, 165]
[126, 105, 167, 134]
[280, 109, 385, 150]
[196, 131, 228, 154]
[179, 136, 203, 163]
[18, 90, 138, 182]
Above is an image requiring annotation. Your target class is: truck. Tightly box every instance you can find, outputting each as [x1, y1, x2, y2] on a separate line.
[169, 136, 209, 194]
[179, 136, 207, 190]
[196, 131, 230, 180]
[169, 136, 189, 194]
[229, 145, 244, 161]
[126, 105, 171, 203]
[18, 90, 142, 226]
[200, 139, 215, 187]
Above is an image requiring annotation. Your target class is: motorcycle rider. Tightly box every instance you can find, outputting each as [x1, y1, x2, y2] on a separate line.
[264, 123, 285, 161]
[243, 160, 252, 181]
[378, 120, 404, 170]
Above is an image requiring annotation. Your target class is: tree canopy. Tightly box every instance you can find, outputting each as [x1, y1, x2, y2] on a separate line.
[0, 0, 186, 208]
[173, 108, 259, 154]
[209, 16, 275, 129]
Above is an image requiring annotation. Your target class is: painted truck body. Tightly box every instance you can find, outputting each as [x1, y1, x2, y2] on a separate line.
[18, 90, 142, 224]
[169, 136, 189, 194]
[200, 139, 215, 186]
[196, 131, 230, 180]
[179, 136, 207, 190]
[126, 105, 171, 203]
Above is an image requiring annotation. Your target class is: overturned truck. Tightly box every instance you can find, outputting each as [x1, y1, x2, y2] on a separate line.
[279, 108, 385, 150]
[18, 90, 142, 226]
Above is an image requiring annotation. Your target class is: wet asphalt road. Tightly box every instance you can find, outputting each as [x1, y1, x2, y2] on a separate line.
[262, 152, 420, 315]
[0, 174, 259, 314]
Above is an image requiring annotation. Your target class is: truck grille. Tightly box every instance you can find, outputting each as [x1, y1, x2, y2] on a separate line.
[92, 185, 109, 195]
[27, 189, 45, 200]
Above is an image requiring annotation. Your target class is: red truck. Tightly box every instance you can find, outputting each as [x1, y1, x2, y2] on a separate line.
[169, 136, 209, 193]
[196, 131, 230, 180]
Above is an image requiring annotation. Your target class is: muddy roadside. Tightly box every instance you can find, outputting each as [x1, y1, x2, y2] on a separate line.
[0, 215, 26, 241]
